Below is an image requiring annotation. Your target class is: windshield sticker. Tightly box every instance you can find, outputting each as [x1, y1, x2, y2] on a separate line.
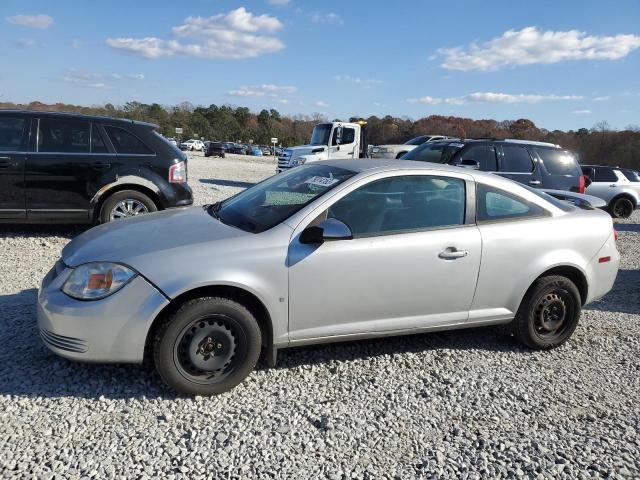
[305, 176, 339, 187]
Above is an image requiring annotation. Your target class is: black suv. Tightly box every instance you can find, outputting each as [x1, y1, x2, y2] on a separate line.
[402, 138, 586, 192]
[204, 141, 226, 158]
[0, 110, 193, 224]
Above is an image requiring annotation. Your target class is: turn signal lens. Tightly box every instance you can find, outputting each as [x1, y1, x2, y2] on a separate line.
[614, 229, 618, 241]
[62, 262, 137, 300]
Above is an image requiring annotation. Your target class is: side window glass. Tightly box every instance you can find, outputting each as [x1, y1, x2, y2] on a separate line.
[501, 145, 534, 173]
[332, 127, 356, 146]
[91, 124, 108, 153]
[105, 126, 153, 155]
[38, 119, 90, 153]
[477, 184, 544, 221]
[460, 145, 497, 171]
[594, 168, 618, 182]
[0, 117, 26, 151]
[328, 175, 465, 237]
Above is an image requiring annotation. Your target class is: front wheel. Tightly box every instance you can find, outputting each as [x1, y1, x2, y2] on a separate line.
[512, 275, 581, 349]
[154, 297, 262, 395]
[610, 197, 634, 219]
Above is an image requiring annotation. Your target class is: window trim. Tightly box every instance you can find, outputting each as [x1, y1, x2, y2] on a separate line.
[323, 173, 472, 239]
[475, 182, 551, 224]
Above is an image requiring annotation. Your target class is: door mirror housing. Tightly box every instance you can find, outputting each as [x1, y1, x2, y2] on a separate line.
[460, 159, 480, 169]
[334, 126, 343, 145]
[299, 218, 353, 244]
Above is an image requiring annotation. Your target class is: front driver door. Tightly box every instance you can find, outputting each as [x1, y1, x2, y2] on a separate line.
[0, 115, 28, 219]
[287, 172, 481, 342]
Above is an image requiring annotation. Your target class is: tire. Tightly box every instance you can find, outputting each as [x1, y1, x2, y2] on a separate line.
[511, 275, 581, 350]
[610, 196, 634, 219]
[99, 190, 157, 223]
[153, 297, 262, 395]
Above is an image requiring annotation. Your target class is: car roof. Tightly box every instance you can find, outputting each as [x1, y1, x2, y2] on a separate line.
[430, 138, 562, 148]
[0, 109, 159, 129]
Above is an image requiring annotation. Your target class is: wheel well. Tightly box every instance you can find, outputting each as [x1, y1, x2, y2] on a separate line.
[143, 285, 273, 364]
[536, 266, 588, 305]
[395, 151, 407, 159]
[94, 184, 162, 221]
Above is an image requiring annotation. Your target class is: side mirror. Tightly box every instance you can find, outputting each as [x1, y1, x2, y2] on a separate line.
[299, 218, 353, 244]
[460, 159, 480, 169]
[335, 126, 343, 145]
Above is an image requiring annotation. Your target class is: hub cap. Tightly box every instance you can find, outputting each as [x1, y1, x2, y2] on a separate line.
[534, 293, 567, 335]
[110, 199, 149, 220]
[174, 316, 238, 384]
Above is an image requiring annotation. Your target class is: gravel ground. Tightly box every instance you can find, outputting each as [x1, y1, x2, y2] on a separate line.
[0, 152, 638, 479]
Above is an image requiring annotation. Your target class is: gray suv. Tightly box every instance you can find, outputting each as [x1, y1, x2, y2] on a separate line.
[581, 165, 640, 218]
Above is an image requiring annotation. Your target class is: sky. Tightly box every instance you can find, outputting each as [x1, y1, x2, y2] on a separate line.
[1, 0, 639, 131]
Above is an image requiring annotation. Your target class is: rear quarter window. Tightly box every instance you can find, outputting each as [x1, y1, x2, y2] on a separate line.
[105, 126, 154, 155]
[535, 148, 581, 176]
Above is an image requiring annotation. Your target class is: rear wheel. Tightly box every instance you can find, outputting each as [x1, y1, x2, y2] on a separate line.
[154, 297, 262, 395]
[99, 190, 157, 223]
[610, 196, 634, 219]
[512, 275, 581, 349]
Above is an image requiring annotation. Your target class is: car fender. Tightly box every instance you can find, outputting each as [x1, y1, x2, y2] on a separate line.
[89, 174, 166, 218]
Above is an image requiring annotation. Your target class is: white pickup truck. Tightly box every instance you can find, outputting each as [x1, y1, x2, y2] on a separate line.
[277, 121, 367, 173]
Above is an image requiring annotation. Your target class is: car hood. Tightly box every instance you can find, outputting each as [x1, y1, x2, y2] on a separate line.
[62, 206, 249, 269]
[285, 145, 326, 157]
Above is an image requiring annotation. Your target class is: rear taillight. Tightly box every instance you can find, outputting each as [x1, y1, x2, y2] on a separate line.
[614, 229, 618, 241]
[169, 161, 187, 183]
[578, 175, 587, 194]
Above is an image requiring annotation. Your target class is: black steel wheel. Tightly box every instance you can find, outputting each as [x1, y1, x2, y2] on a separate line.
[512, 275, 581, 349]
[611, 197, 634, 219]
[154, 297, 261, 395]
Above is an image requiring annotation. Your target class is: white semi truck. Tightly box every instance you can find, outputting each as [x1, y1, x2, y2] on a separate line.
[276, 121, 368, 173]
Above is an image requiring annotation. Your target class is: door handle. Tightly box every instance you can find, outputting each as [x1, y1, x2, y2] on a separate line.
[609, 184, 617, 187]
[439, 248, 469, 260]
[528, 180, 542, 186]
[0, 157, 17, 169]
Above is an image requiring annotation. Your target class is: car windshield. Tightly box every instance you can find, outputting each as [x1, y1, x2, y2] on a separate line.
[310, 124, 332, 146]
[402, 142, 461, 163]
[404, 135, 429, 145]
[213, 165, 356, 233]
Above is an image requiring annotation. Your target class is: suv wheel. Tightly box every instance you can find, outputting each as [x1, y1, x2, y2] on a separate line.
[100, 190, 157, 223]
[512, 275, 581, 349]
[610, 196, 634, 219]
[154, 297, 262, 395]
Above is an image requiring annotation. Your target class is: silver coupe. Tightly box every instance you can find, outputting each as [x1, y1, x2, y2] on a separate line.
[38, 160, 620, 395]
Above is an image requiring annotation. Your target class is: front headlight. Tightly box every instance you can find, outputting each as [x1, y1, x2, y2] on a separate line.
[62, 262, 137, 300]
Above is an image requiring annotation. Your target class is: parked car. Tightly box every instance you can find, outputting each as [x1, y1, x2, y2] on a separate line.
[225, 143, 249, 155]
[0, 110, 192, 224]
[581, 165, 640, 218]
[166, 137, 178, 147]
[38, 160, 619, 395]
[402, 138, 587, 192]
[203, 141, 226, 158]
[180, 139, 204, 151]
[371, 135, 448, 159]
[259, 145, 272, 156]
[250, 146, 263, 156]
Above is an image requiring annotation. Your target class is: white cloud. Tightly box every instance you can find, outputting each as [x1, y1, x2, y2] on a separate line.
[314, 101, 330, 108]
[334, 75, 381, 86]
[6, 14, 53, 29]
[407, 92, 583, 105]
[593, 96, 610, 102]
[310, 12, 343, 25]
[107, 8, 284, 60]
[439, 26, 640, 71]
[228, 84, 296, 97]
[268, 0, 291, 5]
[62, 69, 144, 89]
[572, 109, 592, 114]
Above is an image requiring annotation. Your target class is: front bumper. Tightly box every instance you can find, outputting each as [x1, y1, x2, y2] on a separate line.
[37, 263, 169, 363]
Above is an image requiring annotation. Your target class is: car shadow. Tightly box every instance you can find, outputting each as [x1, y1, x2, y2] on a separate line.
[0, 224, 88, 239]
[199, 179, 256, 189]
[586, 269, 640, 315]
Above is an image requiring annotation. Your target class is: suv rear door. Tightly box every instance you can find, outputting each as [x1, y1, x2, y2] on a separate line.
[0, 114, 29, 219]
[27, 117, 113, 221]
[496, 144, 542, 188]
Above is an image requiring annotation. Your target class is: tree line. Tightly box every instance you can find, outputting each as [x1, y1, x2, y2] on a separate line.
[2, 100, 639, 169]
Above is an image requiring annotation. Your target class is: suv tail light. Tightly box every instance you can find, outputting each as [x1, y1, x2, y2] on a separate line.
[578, 175, 587, 194]
[169, 161, 187, 183]
[614, 229, 618, 241]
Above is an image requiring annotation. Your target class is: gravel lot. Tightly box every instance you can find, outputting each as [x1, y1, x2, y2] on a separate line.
[1, 152, 638, 479]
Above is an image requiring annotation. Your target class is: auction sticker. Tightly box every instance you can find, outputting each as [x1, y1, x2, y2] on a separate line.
[305, 176, 338, 187]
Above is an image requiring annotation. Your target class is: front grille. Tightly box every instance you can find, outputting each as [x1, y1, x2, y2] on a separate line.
[277, 157, 291, 169]
[40, 329, 88, 353]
